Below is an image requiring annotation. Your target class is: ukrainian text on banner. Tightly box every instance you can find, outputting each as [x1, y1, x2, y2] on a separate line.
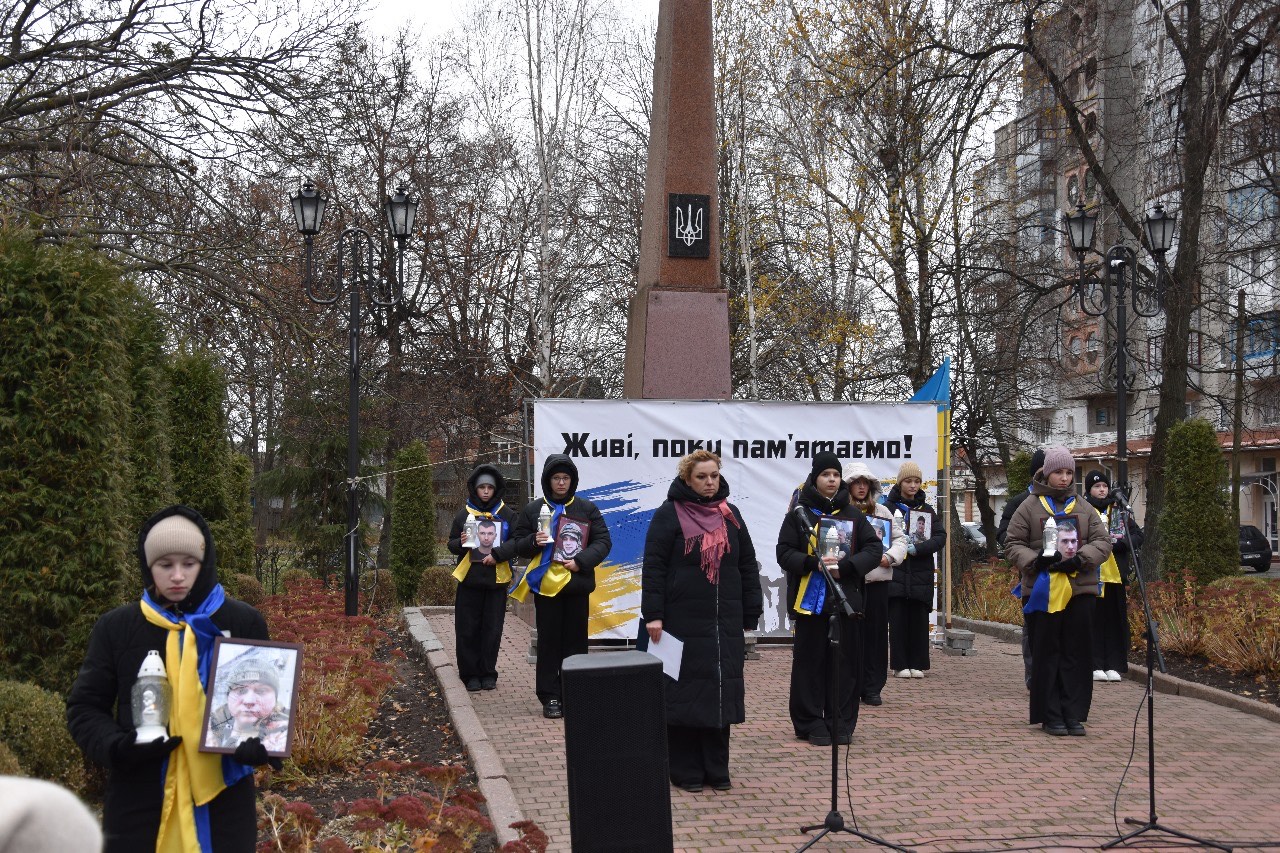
[531, 400, 940, 638]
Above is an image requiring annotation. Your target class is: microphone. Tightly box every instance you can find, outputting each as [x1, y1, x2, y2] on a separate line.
[793, 505, 814, 531]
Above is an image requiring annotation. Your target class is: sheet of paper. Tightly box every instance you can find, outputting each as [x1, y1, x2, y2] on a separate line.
[643, 631, 683, 681]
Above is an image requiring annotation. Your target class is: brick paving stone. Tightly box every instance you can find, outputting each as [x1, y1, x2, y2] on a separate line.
[415, 609, 1280, 852]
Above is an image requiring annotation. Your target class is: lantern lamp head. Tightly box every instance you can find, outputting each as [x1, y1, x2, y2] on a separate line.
[1065, 203, 1097, 255]
[384, 183, 419, 241]
[291, 180, 327, 236]
[1143, 202, 1177, 255]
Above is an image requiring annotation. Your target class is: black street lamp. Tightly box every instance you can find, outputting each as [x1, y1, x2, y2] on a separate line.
[1065, 202, 1176, 494]
[289, 179, 419, 616]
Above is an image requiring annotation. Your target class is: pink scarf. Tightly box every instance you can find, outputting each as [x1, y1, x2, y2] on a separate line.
[674, 499, 740, 584]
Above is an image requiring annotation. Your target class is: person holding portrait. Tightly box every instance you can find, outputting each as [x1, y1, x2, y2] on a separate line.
[843, 461, 909, 707]
[66, 505, 274, 852]
[509, 454, 611, 719]
[884, 461, 946, 679]
[1083, 469, 1142, 683]
[1004, 447, 1112, 736]
[777, 452, 882, 746]
[641, 450, 762, 792]
[449, 464, 518, 693]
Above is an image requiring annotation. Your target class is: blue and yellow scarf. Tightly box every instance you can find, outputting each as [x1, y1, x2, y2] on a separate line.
[793, 507, 845, 616]
[140, 585, 253, 853]
[1022, 495, 1078, 615]
[453, 502, 512, 585]
[509, 498, 575, 602]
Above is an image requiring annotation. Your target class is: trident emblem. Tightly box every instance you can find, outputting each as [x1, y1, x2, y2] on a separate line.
[675, 203, 703, 246]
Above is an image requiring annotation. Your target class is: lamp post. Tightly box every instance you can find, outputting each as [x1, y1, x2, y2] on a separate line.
[1065, 202, 1176, 494]
[290, 180, 418, 616]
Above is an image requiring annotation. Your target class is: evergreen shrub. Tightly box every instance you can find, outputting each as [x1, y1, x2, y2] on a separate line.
[0, 680, 85, 791]
[389, 441, 437, 604]
[0, 232, 133, 689]
[1006, 450, 1033, 496]
[1158, 418, 1238, 586]
[416, 566, 456, 606]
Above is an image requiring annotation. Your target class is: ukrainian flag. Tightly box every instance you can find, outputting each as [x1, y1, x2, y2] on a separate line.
[909, 357, 950, 471]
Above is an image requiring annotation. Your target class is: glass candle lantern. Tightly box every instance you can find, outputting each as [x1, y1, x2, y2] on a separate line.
[538, 504, 553, 536]
[462, 515, 480, 548]
[822, 525, 841, 561]
[131, 650, 171, 743]
[1041, 516, 1059, 557]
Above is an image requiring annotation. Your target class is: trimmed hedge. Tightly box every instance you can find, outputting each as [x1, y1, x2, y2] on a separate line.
[389, 441, 437, 604]
[1159, 418, 1238, 585]
[0, 680, 85, 792]
[416, 565, 456, 606]
[0, 232, 134, 690]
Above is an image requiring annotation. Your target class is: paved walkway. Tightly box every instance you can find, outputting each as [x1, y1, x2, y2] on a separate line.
[406, 608, 1280, 852]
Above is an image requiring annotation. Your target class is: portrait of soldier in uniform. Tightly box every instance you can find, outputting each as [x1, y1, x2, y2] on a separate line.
[204, 655, 292, 753]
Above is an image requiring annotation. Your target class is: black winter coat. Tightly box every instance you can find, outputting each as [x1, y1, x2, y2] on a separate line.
[776, 482, 882, 618]
[447, 464, 520, 588]
[1086, 494, 1145, 582]
[641, 477, 763, 729]
[65, 506, 268, 853]
[883, 485, 947, 604]
[510, 453, 612, 596]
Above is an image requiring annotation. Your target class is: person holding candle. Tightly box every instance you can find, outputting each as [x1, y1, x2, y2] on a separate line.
[66, 505, 274, 852]
[509, 454, 611, 719]
[1004, 447, 1112, 736]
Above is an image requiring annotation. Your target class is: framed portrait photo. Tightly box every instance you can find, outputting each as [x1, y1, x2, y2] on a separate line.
[868, 515, 893, 550]
[552, 516, 589, 563]
[468, 516, 503, 556]
[909, 512, 932, 544]
[816, 516, 855, 561]
[199, 637, 302, 758]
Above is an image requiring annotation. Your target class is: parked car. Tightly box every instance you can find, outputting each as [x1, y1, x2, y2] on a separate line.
[960, 521, 987, 549]
[1240, 525, 1274, 572]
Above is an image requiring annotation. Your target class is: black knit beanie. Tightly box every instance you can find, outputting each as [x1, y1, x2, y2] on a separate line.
[810, 451, 842, 482]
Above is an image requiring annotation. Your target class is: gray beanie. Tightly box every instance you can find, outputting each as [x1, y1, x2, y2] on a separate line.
[143, 515, 206, 567]
[474, 473, 498, 490]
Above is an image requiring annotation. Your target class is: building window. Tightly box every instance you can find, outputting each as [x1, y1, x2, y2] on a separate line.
[1033, 418, 1051, 443]
[1069, 336, 1083, 363]
[1086, 332, 1100, 364]
[495, 439, 521, 465]
[1188, 330, 1202, 366]
[1095, 406, 1112, 426]
[1261, 400, 1280, 427]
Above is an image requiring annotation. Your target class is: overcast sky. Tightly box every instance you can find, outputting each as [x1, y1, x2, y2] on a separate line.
[360, 0, 660, 40]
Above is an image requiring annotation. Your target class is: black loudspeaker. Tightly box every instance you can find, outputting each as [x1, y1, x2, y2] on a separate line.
[562, 651, 673, 853]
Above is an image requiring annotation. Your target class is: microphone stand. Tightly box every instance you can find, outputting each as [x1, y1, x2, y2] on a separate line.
[795, 510, 910, 853]
[1101, 489, 1232, 852]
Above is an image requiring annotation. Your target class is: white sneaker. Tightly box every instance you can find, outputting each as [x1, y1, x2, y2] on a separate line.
[895, 670, 913, 678]
[1106, 670, 1122, 682]
[910, 669, 924, 678]
[1092, 670, 1108, 682]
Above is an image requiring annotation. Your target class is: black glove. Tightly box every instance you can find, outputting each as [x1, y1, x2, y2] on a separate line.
[1049, 555, 1084, 574]
[233, 736, 271, 767]
[113, 735, 182, 769]
[1033, 552, 1060, 571]
[1112, 537, 1130, 554]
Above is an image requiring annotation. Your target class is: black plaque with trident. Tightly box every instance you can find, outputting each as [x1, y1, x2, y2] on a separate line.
[667, 193, 710, 258]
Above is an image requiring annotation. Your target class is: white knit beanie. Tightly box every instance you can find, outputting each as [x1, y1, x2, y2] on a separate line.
[0, 777, 102, 853]
[143, 515, 206, 567]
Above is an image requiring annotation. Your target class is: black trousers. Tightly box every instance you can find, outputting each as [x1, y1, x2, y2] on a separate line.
[454, 583, 507, 683]
[887, 597, 931, 672]
[790, 612, 860, 738]
[1026, 594, 1094, 725]
[1091, 581, 1130, 673]
[860, 582, 889, 697]
[534, 592, 589, 705]
[667, 724, 731, 787]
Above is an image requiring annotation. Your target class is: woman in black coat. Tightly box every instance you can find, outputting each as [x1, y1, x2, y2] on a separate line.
[66, 505, 273, 853]
[884, 461, 946, 678]
[776, 452, 882, 746]
[642, 449, 763, 793]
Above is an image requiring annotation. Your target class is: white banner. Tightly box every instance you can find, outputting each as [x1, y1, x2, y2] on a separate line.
[531, 399, 940, 638]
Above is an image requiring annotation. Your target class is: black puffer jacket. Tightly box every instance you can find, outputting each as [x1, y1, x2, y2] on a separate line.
[510, 454, 611, 596]
[66, 505, 268, 853]
[776, 481, 882, 617]
[447, 464, 520, 587]
[641, 476, 763, 728]
[883, 484, 947, 604]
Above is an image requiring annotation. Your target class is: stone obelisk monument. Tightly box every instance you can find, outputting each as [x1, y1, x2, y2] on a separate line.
[622, 0, 731, 400]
